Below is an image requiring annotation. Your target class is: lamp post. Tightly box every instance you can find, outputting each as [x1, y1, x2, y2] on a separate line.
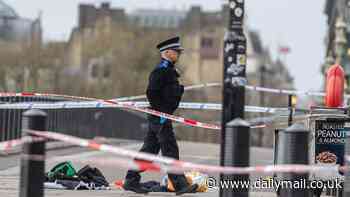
[221, 0, 247, 145]
[220, 0, 249, 196]
[221, 0, 247, 156]
[258, 64, 266, 146]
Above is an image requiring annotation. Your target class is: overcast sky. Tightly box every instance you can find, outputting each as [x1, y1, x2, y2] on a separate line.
[6, 0, 327, 92]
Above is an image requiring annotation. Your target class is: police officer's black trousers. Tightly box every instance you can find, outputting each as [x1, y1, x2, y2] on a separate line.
[125, 120, 189, 191]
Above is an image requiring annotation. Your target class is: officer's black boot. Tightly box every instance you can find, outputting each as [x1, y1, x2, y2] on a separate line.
[175, 184, 199, 196]
[170, 174, 198, 196]
[123, 171, 150, 194]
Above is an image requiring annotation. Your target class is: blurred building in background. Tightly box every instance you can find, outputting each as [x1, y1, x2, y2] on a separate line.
[324, 0, 350, 92]
[0, 0, 41, 44]
[62, 2, 294, 145]
[0, 1, 295, 146]
[0, 0, 42, 92]
[67, 2, 293, 87]
[129, 9, 186, 29]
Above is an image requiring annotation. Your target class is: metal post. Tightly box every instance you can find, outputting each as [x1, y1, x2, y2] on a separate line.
[273, 128, 280, 195]
[19, 109, 47, 197]
[53, 110, 57, 131]
[73, 109, 79, 136]
[17, 109, 23, 139]
[274, 129, 280, 166]
[63, 110, 68, 133]
[4, 109, 11, 141]
[8, 109, 13, 140]
[288, 94, 293, 126]
[221, 0, 247, 196]
[258, 65, 266, 146]
[10, 109, 15, 140]
[12, 109, 18, 140]
[222, 119, 250, 197]
[278, 123, 309, 197]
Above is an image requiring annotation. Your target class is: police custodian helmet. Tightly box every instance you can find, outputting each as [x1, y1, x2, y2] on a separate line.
[156, 36, 184, 52]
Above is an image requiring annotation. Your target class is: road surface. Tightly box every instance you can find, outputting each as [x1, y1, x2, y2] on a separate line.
[0, 138, 276, 197]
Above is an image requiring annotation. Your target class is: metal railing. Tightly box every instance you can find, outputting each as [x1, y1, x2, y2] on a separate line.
[0, 96, 148, 142]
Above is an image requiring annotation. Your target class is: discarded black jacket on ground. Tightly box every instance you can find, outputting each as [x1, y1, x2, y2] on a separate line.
[146, 58, 184, 123]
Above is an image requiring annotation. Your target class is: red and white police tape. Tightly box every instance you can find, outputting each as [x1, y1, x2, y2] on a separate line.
[115, 82, 221, 101]
[0, 136, 45, 152]
[245, 85, 327, 97]
[24, 130, 348, 175]
[114, 84, 350, 101]
[4, 83, 332, 103]
[0, 99, 285, 129]
[1, 84, 348, 103]
[122, 102, 294, 114]
[0, 101, 292, 114]
[0, 82, 221, 101]
[0, 138, 25, 152]
[0, 92, 95, 101]
[65, 157, 347, 175]
[0, 84, 317, 130]
[0, 93, 222, 130]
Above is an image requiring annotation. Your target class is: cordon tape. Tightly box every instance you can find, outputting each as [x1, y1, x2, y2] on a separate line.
[116, 83, 350, 101]
[0, 101, 292, 114]
[0, 100, 299, 129]
[18, 130, 347, 175]
[0, 136, 45, 152]
[0, 83, 323, 130]
[0, 93, 222, 130]
[116, 82, 221, 101]
[0, 99, 280, 129]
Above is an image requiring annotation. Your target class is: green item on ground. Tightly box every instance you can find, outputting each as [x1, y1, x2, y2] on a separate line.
[47, 161, 77, 181]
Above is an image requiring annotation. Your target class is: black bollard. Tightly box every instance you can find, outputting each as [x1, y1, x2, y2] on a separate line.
[19, 109, 47, 197]
[344, 136, 350, 197]
[221, 118, 250, 197]
[278, 123, 309, 197]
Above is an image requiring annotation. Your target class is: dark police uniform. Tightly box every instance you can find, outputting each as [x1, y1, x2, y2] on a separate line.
[124, 37, 197, 195]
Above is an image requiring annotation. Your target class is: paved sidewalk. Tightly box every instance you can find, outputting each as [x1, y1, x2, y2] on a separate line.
[0, 140, 277, 197]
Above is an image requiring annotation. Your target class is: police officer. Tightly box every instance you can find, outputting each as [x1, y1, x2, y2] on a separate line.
[123, 36, 198, 195]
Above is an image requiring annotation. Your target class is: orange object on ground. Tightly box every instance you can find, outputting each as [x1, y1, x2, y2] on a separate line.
[324, 64, 345, 107]
[114, 180, 124, 189]
[165, 171, 208, 192]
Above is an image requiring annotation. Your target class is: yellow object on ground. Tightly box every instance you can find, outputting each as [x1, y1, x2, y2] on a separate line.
[165, 171, 208, 192]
